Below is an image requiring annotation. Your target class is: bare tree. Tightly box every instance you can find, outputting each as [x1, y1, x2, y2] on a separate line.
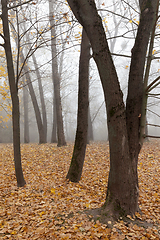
[66, 28, 90, 182]
[0, 0, 26, 187]
[49, 0, 66, 146]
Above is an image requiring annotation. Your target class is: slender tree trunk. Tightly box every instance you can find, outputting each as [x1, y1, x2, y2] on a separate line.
[67, 0, 157, 217]
[1, 0, 26, 187]
[23, 82, 29, 143]
[10, 20, 46, 144]
[145, 119, 149, 142]
[51, 95, 57, 143]
[25, 67, 46, 143]
[126, 0, 158, 187]
[66, 29, 90, 182]
[22, 60, 46, 144]
[87, 105, 94, 143]
[49, 0, 66, 147]
[139, 4, 158, 145]
[32, 53, 47, 142]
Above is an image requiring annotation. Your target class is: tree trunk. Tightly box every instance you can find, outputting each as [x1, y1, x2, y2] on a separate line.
[66, 29, 90, 182]
[87, 105, 94, 143]
[32, 53, 47, 142]
[51, 95, 57, 143]
[1, 0, 26, 187]
[66, 0, 157, 217]
[23, 82, 29, 143]
[126, 0, 158, 175]
[49, 0, 66, 147]
[23, 60, 46, 144]
[145, 119, 149, 142]
[10, 20, 46, 144]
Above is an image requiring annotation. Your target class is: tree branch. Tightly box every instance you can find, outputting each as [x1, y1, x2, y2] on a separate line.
[144, 135, 160, 138]
[0, 43, 5, 48]
[8, 0, 33, 10]
[0, 33, 5, 40]
[146, 76, 160, 92]
[147, 123, 160, 128]
[98, 9, 139, 26]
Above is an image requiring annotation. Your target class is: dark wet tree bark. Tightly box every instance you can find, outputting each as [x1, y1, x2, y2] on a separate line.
[66, 0, 158, 217]
[1, 0, 26, 187]
[49, 0, 66, 146]
[66, 29, 90, 182]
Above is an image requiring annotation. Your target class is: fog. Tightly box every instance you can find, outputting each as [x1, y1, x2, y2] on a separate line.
[0, 0, 160, 143]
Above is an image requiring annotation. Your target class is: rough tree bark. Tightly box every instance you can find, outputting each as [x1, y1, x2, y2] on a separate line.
[49, 0, 66, 146]
[1, 0, 26, 187]
[66, 29, 90, 182]
[66, 0, 158, 217]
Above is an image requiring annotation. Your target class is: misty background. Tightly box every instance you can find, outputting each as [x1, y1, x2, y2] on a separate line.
[0, 0, 160, 143]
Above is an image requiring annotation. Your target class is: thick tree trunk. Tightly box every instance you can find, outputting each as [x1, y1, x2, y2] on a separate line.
[32, 53, 47, 142]
[49, 0, 66, 147]
[66, 0, 157, 217]
[1, 0, 26, 187]
[23, 83, 29, 143]
[66, 29, 90, 182]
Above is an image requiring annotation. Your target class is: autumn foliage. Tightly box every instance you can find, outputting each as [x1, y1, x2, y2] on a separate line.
[0, 141, 159, 239]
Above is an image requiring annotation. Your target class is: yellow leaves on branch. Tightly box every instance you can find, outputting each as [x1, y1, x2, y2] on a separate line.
[0, 141, 159, 239]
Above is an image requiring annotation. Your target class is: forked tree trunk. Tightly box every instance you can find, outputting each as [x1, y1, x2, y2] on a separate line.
[67, 0, 158, 217]
[49, 0, 66, 147]
[66, 29, 90, 182]
[1, 0, 26, 187]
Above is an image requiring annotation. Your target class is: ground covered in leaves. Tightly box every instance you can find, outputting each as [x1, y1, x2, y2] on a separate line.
[0, 141, 159, 239]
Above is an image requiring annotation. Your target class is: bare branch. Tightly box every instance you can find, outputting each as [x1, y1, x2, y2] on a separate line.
[121, 0, 140, 14]
[0, 43, 5, 48]
[146, 76, 160, 92]
[111, 52, 131, 58]
[144, 135, 160, 138]
[0, 33, 5, 40]
[147, 109, 160, 118]
[98, 9, 139, 26]
[147, 123, 160, 128]
[8, 0, 33, 10]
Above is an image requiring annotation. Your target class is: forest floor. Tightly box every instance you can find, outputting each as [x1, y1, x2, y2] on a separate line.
[0, 140, 159, 239]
